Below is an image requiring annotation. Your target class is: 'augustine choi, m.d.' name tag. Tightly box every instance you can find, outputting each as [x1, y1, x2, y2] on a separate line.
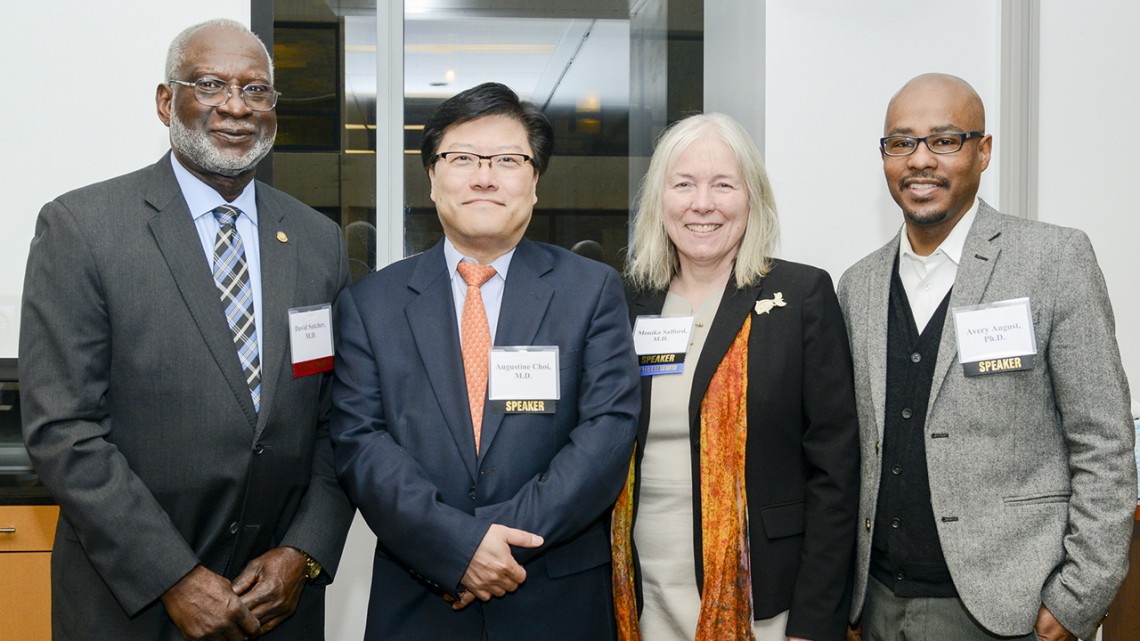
[952, 297, 1037, 376]
[632, 315, 694, 376]
[289, 304, 334, 377]
[489, 346, 560, 413]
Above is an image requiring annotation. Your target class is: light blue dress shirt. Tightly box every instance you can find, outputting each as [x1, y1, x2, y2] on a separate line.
[170, 154, 264, 359]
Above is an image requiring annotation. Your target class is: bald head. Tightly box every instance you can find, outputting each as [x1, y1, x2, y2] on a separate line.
[880, 73, 993, 252]
[886, 73, 985, 134]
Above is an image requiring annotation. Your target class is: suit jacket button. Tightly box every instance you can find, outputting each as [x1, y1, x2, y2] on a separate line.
[468, 485, 477, 500]
[253, 443, 265, 455]
[229, 522, 240, 535]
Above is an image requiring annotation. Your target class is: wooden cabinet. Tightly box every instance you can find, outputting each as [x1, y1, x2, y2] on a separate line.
[1101, 508, 1140, 641]
[0, 505, 58, 641]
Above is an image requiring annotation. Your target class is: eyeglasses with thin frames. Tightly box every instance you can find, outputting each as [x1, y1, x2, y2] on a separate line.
[880, 131, 985, 157]
[431, 152, 534, 173]
[169, 77, 280, 112]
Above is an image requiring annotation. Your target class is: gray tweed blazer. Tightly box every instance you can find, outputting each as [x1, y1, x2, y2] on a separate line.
[837, 200, 1135, 640]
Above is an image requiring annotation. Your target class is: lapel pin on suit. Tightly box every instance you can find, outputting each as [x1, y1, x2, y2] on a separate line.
[755, 292, 787, 315]
[276, 231, 289, 243]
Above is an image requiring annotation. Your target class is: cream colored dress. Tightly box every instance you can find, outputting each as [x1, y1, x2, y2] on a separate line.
[633, 290, 790, 641]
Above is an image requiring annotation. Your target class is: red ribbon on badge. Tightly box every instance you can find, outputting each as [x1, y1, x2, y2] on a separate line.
[293, 356, 334, 378]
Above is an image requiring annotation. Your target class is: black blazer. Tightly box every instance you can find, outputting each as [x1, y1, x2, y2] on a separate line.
[625, 259, 860, 641]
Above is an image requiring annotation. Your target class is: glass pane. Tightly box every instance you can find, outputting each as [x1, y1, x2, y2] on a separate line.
[268, 1, 379, 282]
[403, 11, 633, 271]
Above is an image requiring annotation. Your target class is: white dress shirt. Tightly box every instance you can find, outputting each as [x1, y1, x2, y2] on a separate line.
[897, 199, 979, 333]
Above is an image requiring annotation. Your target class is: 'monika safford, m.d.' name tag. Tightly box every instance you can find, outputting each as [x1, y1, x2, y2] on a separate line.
[952, 298, 1037, 376]
[632, 315, 694, 376]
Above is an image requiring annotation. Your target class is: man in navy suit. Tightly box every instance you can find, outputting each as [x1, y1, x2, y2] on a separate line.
[331, 82, 640, 640]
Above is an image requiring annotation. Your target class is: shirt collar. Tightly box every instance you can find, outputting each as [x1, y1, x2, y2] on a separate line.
[170, 153, 259, 225]
[898, 197, 979, 266]
[444, 237, 514, 282]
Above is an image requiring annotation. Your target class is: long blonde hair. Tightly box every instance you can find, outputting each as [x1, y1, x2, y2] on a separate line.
[626, 113, 779, 291]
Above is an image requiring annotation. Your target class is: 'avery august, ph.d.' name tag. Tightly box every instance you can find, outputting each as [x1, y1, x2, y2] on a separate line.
[289, 304, 334, 377]
[952, 297, 1037, 376]
[489, 346, 560, 413]
[632, 315, 694, 376]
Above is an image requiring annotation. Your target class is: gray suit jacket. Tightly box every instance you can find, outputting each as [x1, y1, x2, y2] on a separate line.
[20, 154, 354, 639]
[837, 201, 1135, 640]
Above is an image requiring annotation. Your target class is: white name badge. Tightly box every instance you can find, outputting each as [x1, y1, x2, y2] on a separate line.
[289, 304, 334, 377]
[632, 315, 694, 376]
[952, 297, 1037, 376]
[488, 346, 560, 413]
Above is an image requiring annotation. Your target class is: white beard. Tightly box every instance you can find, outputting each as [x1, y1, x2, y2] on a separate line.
[169, 111, 275, 177]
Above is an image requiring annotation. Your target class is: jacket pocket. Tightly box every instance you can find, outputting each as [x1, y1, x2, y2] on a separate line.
[758, 500, 805, 539]
[1002, 491, 1071, 505]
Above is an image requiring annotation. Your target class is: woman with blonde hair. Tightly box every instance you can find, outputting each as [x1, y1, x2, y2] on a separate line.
[612, 113, 859, 641]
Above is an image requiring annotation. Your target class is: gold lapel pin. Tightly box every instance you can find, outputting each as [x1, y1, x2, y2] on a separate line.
[276, 231, 289, 243]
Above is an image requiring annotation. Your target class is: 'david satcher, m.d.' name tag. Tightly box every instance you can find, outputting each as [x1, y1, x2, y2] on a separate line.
[632, 315, 694, 376]
[289, 304, 334, 377]
[951, 297, 1037, 376]
[488, 346, 560, 413]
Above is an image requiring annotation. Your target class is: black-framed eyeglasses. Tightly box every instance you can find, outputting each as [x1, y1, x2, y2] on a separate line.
[880, 131, 985, 156]
[169, 77, 280, 112]
[431, 152, 534, 173]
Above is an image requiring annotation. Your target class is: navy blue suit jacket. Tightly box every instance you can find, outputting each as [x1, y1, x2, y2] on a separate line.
[331, 238, 640, 640]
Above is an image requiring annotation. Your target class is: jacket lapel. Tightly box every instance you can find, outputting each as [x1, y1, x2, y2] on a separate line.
[478, 240, 554, 459]
[865, 237, 897, 442]
[145, 156, 259, 428]
[405, 241, 479, 481]
[251, 188, 296, 438]
[929, 202, 1003, 409]
[627, 288, 667, 451]
[688, 278, 763, 427]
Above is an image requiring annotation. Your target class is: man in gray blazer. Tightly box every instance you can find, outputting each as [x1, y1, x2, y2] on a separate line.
[20, 19, 353, 640]
[838, 73, 1135, 641]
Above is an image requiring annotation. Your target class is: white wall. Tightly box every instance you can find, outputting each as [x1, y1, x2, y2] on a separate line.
[761, 1, 1001, 284]
[754, 0, 1137, 409]
[0, 1, 249, 359]
[1037, 0, 1140, 412]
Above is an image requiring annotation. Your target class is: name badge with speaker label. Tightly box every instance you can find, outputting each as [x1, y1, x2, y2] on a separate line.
[632, 315, 693, 376]
[952, 297, 1036, 376]
[489, 346, 559, 413]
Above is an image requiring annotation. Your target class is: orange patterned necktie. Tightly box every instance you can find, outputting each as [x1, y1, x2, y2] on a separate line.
[457, 262, 497, 453]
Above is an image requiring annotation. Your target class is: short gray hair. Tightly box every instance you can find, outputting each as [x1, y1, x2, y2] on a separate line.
[626, 113, 780, 291]
[165, 19, 274, 84]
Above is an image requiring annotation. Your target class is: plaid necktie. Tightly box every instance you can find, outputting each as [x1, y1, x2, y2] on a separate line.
[457, 262, 497, 453]
[212, 205, 261, 412]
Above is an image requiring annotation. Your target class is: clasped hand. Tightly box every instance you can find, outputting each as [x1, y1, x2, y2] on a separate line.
[162, 547, 309, 640]
[451, 524, 544, 611]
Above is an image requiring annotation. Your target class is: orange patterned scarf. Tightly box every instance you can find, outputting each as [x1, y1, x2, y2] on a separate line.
[612, 315, 754, 641]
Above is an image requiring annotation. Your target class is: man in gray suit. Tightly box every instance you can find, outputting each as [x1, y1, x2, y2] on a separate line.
[838, 73, 1135, 641]
[20, 19, 352, 640]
